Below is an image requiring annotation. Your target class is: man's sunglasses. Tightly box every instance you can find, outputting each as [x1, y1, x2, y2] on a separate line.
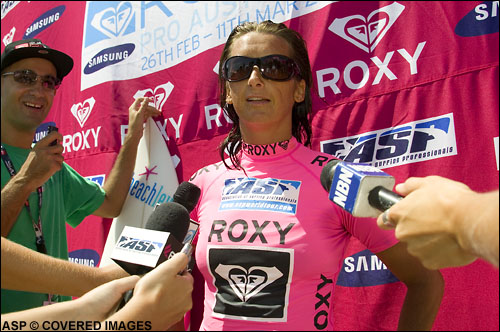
[222, 54, 301, 82]
[2, 69, 61, 90]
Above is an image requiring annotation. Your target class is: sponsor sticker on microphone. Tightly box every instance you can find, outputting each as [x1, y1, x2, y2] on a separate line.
[111, 226, 170, 268]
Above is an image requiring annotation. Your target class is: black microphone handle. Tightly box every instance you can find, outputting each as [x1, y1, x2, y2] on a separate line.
[116, 288, 134, 311]
[368, 186, 403, 212]
[116, 266, 150, 310]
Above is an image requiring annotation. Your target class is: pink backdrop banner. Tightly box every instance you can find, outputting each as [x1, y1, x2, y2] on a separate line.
[2, 1, 498, 330]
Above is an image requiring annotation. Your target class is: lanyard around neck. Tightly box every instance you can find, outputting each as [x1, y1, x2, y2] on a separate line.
[1, 144, 47, 254]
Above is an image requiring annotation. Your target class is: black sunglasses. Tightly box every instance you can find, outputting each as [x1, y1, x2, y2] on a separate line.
[2, 69, 61, 90]
[222, 54, 301, 82]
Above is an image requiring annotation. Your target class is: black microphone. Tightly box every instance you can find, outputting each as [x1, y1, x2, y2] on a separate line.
[173, 181, 201, 213]
[112, 201, 190, 309]
[112, 182, 201, 310]
[172, 181, 201, 270]
[320, 159, 402, 217]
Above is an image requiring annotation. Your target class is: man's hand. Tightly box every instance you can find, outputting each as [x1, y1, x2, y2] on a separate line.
[377, 176, 478, 269]
[110, 252, 194, 330]
[126, 97, 162, 143]
[16, 130, 64, 191]
[76, 275, 140, 321]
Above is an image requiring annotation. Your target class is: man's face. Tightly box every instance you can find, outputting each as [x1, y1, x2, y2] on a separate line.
[1, 57, 58, 133]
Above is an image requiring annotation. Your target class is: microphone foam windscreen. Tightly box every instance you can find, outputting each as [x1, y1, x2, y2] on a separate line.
[173, 181, 201, 212]
[145, 202, 190, 242]
[320, 159, 341, 192]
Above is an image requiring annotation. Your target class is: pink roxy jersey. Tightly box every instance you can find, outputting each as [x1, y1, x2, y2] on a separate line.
[189, 137, 399, 331]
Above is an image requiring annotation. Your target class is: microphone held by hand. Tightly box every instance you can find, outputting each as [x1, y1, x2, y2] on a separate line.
[320, 159, 402, 217]
[111, 182, 201, 311]
[111, 201, 190, 310]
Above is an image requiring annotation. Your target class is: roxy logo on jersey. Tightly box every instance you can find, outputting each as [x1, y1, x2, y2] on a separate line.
[208, 246, 293, 322]
[219, 178, 301, 214]
[215, 264, 283, 302]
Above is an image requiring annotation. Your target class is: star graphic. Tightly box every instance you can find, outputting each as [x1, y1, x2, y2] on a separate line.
[138, 165, 158, 181]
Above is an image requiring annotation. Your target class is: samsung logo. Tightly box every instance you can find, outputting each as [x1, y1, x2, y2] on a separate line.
[336, 249, 399, 287]
[84, 43, 135, 74]
[24, 5, 65, 38]
[68, 249, 100, 267]
[455, 1, 499, 37]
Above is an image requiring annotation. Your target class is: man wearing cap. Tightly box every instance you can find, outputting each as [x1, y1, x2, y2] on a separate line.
[1, 39, 161, 313]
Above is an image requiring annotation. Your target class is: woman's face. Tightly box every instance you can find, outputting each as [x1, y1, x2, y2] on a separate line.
[225, 32, 305, 143]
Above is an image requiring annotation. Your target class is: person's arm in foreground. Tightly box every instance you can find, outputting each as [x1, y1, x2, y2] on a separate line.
[1, 252, 193, 331]
[92, 97, 161, 218]
[376, 242, 444, 331]
[377, 176, 499, 269]
[1, 237, 128, 297]
[1, 274, 139, 330]
[107, 252, 194, 331]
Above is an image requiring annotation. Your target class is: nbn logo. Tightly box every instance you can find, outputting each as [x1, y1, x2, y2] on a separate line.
[336, 249, 399, 287]
[331, 166, 354, 210]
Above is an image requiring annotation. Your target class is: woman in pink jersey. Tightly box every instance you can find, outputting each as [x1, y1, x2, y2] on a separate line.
[186, 21, 444, 331]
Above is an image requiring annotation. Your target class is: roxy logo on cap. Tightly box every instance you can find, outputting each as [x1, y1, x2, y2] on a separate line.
[14, 41, 46, 49]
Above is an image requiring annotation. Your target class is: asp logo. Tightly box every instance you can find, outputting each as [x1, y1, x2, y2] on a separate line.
[320, 113, 457, 169]
[220, 178, 301, 214]
[329, 2, 405, 53]
[117, 236, 163, 255]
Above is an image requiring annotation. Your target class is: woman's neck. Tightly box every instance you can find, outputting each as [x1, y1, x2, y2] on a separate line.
[239, 124, 292, 146]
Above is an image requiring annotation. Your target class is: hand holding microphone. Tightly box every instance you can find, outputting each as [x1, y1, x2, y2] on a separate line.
[321, 161, 498, 269]
[108, 252, 194, 331]
[112, 182, 200, 309]
[376, 176, 497, 270]
[320, 159, 402, 217]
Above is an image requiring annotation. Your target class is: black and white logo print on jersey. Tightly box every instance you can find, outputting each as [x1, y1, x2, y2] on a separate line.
[208, 245, 293, 322]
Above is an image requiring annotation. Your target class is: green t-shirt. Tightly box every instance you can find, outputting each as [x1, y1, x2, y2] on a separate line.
[1, 143, 106, 314]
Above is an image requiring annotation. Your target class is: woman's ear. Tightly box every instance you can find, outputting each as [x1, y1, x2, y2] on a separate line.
[226, 82, 233, 104]
[294, 79, 306, 103]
